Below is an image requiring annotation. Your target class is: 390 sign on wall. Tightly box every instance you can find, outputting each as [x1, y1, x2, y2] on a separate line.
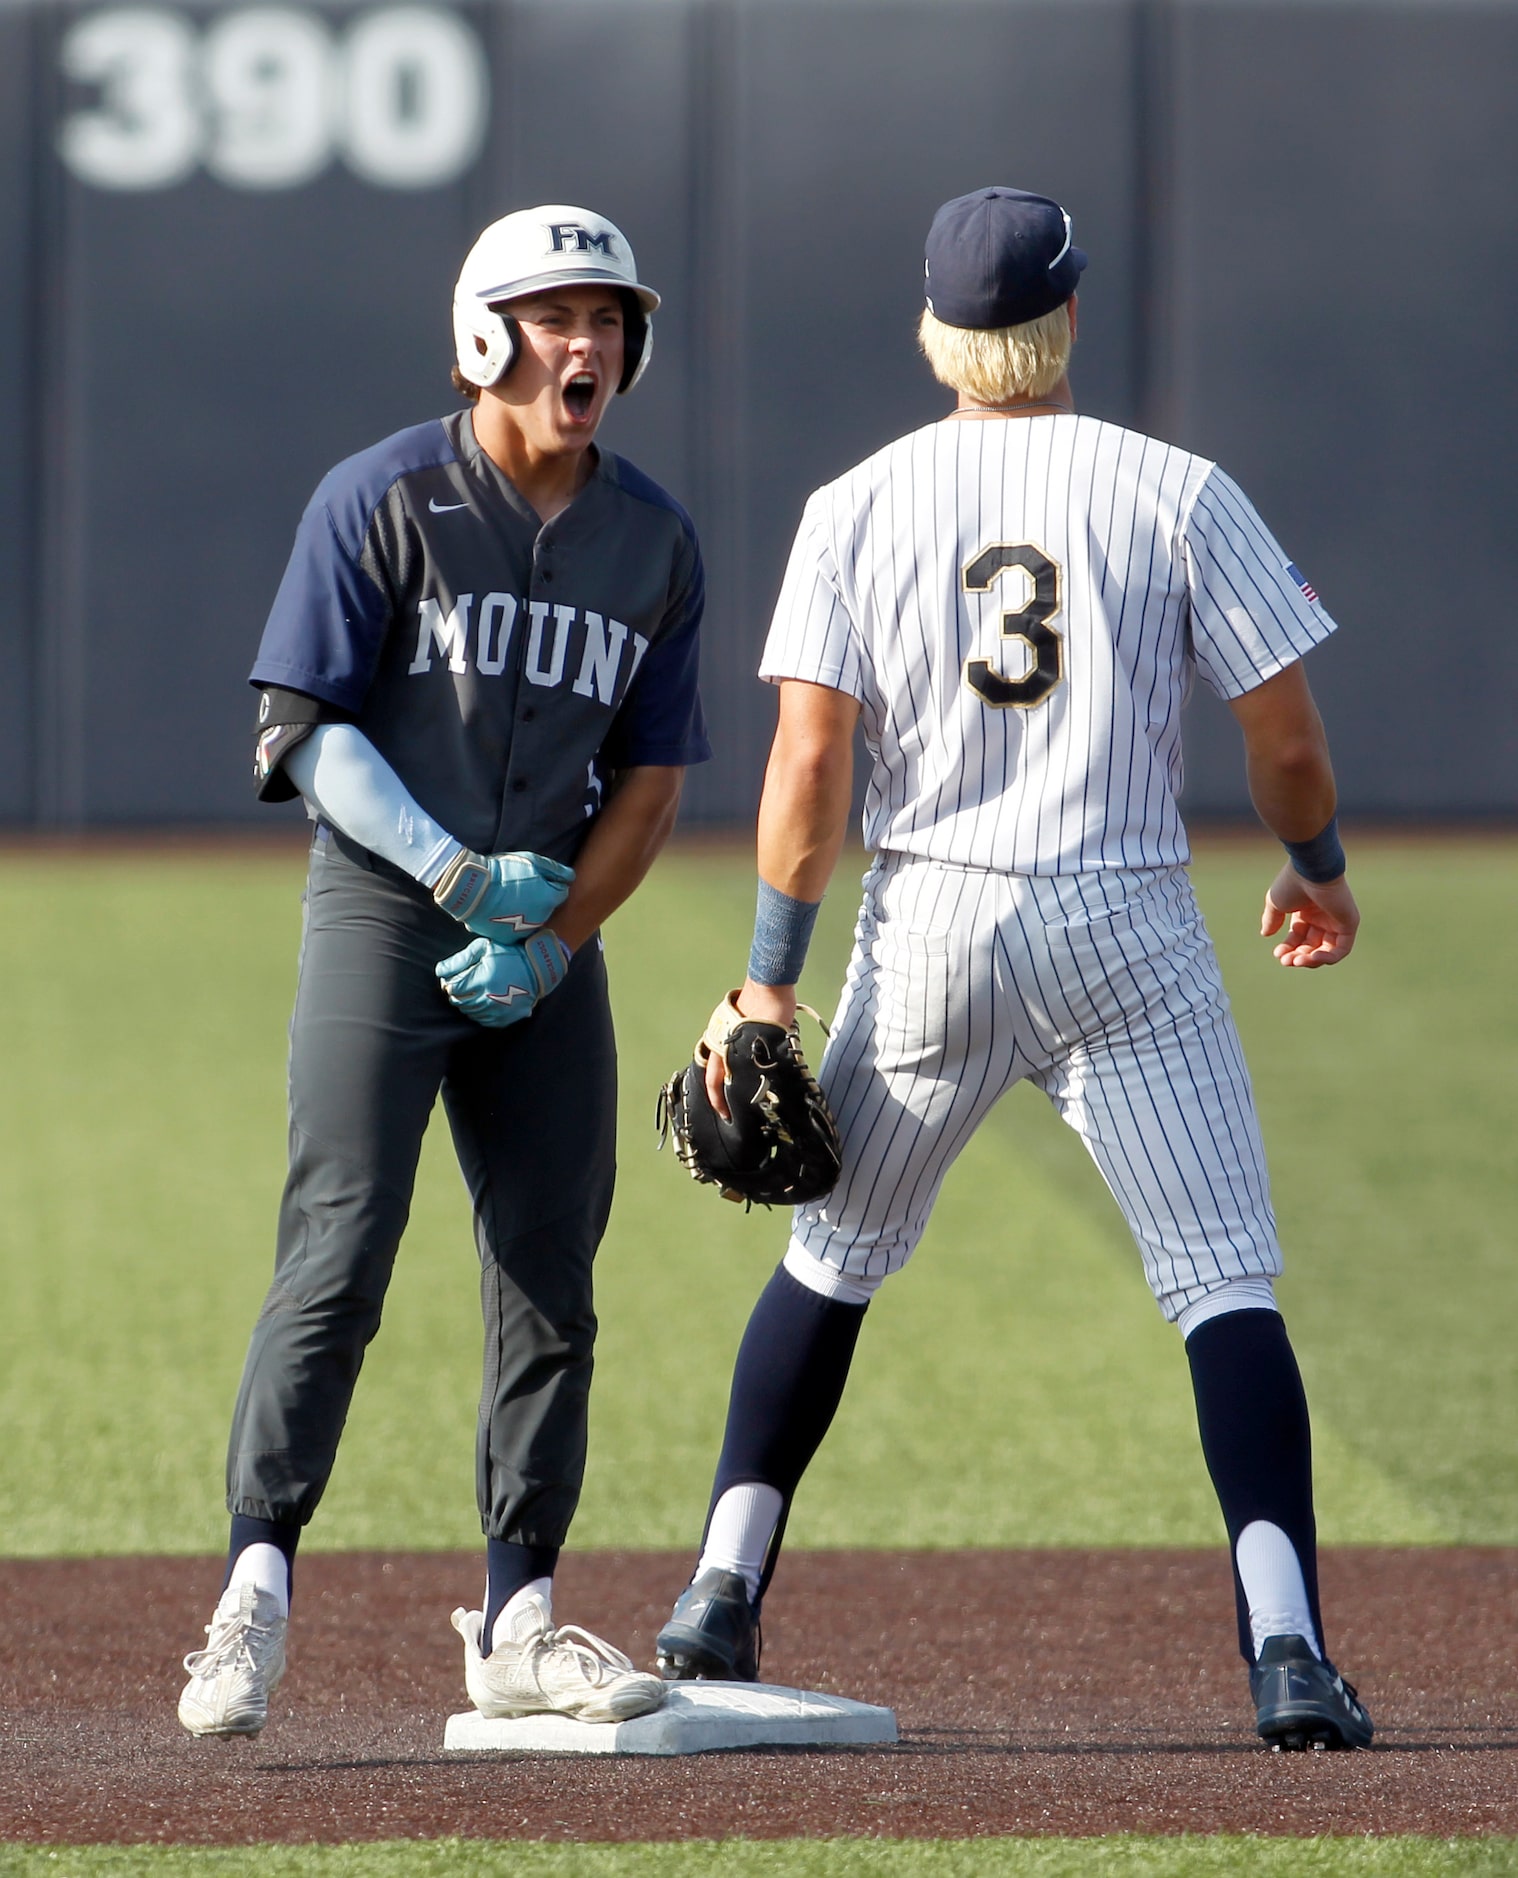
[58, 6, 489, 191]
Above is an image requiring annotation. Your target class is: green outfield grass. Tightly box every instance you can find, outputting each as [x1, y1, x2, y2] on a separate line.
[2, 1838, 1516, 1876]
[0, 838, 1513, 1557]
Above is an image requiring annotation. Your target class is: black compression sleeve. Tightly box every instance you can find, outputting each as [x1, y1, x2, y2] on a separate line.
[252, 687, 348, 804]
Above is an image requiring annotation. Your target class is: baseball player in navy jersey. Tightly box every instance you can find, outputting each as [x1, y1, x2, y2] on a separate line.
[178, 205, 708, 1738]
[655, 187, 1372, 1752]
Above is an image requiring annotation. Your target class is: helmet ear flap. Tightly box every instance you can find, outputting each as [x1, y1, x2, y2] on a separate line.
[493, 311, 521, 383]
[618, 292, 652, 394]
[452, 301, 521, 388]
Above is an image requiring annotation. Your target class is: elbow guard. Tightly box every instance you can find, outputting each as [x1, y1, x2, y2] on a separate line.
[253, 687, 342, 803]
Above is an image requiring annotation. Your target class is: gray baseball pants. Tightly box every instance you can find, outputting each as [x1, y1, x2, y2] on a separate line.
[225, 828, 616, 1546]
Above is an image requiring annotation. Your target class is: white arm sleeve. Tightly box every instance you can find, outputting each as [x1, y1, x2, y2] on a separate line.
[282, 724, 462, 887]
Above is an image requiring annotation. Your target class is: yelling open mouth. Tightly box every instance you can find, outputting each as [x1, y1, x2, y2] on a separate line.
[564, 372, 596, 419]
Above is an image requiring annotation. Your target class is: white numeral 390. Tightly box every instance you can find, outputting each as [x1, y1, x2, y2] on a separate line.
[59, 5, 488, 192]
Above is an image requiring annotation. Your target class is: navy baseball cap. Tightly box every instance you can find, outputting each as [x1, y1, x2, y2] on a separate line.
[924, 187, 1086, 330]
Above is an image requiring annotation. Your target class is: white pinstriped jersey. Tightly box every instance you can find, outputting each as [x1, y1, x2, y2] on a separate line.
[759, 415, 1336, 874]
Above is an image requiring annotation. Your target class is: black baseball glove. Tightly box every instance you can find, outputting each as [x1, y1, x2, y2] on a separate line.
[656, 992, 842, 1208]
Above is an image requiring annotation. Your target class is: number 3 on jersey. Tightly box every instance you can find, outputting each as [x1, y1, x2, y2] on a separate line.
[963, 543, 1065, 708]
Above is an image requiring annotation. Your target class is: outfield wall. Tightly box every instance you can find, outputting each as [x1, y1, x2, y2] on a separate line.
[1, 0, 1514, 828]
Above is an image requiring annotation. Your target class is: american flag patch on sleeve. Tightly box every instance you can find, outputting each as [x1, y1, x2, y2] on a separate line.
[1286, 562, 1320, 604]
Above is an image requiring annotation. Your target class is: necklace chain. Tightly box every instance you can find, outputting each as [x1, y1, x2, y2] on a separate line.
[948, 400, 1075, 420]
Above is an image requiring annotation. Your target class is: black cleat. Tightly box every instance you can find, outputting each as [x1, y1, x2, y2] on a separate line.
[1250, 1633, 1374, 1751]
[655, 1568, 761, 1681]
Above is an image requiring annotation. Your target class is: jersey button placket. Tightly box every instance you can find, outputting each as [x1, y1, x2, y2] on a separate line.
[502, 547, 552, 819]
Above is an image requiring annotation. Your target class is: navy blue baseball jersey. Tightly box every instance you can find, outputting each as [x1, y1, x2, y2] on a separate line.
[251, 410, 709, 859]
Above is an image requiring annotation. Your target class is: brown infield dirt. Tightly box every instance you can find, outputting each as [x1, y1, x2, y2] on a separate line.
[2, 1548, 1515, 1845]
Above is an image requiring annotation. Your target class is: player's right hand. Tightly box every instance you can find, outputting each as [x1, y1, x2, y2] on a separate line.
[1261, 863, 1359, 969]
[433, 848, 574, 940]
[436, 931, 571, 1026]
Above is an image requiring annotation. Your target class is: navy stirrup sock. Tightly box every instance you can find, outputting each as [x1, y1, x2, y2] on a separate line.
[1185, 1308, 1322, 1662]
[224, 1515, 301, 1599]
[707, 1265, 869, 1587]
[483, 1540, 561, 1652]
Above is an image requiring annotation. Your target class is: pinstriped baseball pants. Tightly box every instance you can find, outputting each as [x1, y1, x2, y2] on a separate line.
[786, 853, 1281, 1318]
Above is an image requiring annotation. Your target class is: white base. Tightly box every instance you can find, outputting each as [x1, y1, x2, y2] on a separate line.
[442, 1679, 898, 1756]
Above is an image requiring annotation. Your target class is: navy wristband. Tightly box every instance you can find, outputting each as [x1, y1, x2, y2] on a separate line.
[748, 878, 822, 987]
[1283, 815, 1346, 883]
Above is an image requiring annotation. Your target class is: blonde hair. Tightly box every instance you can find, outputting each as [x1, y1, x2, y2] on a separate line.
[917, 301, 1073, 404]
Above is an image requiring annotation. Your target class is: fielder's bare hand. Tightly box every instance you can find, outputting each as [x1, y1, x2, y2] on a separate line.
[705, 978, 799, 1119]
[1261, 864, 1359, 968]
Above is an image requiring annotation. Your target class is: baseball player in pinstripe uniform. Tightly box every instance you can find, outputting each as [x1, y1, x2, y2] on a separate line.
[655, 187, 1372, 1751]
[178, 206, 706, 1738]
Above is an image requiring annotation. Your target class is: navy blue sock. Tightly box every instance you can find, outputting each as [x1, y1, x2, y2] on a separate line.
[224, 1515, 300, 1601]
[706, 1265, 869, 1593]
[483, 1540, 561, 1652]
[1185, 1309, 1322, 1664]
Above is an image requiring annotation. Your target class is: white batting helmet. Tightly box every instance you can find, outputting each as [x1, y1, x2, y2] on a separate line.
[452, 205, 660, 394]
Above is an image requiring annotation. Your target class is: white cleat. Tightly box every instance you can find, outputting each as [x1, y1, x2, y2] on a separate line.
[178, 1583, 288, 1738]
[452, 1594, 667, 1724]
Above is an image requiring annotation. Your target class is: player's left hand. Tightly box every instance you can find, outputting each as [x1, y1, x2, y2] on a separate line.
[705, 977, 798, 1119]
[1261, 863, 1359, 969]
[436, 930, 571, 1025]
[433, 848, 574, 940]
[656, 989, 841, 1207]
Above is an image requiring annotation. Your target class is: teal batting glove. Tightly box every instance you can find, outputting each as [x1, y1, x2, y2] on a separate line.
[433, 849, 573, 940]
[436, 930, 571, 1027]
